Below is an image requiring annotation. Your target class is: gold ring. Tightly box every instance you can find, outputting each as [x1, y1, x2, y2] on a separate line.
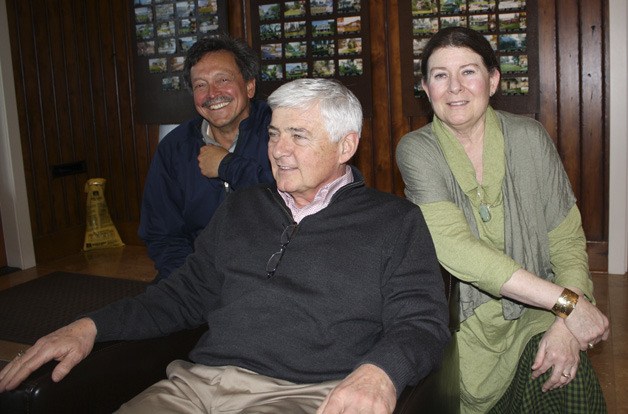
[588, 342, 594, 350]
[16, 350, 24, 359]
[561, 373, 571, 378]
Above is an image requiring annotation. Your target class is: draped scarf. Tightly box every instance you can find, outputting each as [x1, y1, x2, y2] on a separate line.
[432, 107, 575, 321]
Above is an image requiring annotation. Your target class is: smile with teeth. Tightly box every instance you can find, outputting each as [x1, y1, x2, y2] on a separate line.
[203, 99, 231, 110]
[448, 100, 468, 106]
[209, 101, 230, 110]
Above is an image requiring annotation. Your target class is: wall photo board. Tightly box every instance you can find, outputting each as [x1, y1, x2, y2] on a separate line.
[250, 0, 373, 116]
[130, 0, 228, 124]
[398, 0, 539, 117]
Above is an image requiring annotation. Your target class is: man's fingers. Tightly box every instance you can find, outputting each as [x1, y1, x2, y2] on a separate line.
[318, 394, 343, 414]
[0, 348, 38, 391]
[51, 358, 77, 382]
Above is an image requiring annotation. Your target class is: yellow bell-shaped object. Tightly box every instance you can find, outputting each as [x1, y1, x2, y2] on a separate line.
[83, 178, 124, 250]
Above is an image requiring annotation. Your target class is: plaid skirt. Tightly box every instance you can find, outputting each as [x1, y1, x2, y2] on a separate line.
[489, 333, 607, 414]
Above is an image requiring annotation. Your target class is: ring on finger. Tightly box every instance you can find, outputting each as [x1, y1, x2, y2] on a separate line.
[561, 373, 571, 378]
[588, 342, 594, 350]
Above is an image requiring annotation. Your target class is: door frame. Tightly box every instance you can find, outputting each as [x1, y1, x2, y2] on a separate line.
[608, 0, 628, 275]
[0, 0, 36, 269]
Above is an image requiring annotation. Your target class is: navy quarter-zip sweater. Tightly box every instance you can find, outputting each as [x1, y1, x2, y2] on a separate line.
[91, 167, 450, 394]
[138, 99, 273, 279]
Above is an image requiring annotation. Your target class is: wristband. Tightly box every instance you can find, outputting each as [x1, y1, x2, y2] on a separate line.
[552, 288, 579, 318]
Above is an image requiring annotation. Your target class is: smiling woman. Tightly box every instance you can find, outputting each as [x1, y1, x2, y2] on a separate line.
[396, 26, 609, 414]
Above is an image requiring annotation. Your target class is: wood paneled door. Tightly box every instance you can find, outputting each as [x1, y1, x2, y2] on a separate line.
[5, 0, 609, 270]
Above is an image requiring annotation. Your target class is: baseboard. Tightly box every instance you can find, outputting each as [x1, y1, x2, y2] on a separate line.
[33, 221, 144, 263]
[587, 241, 608, 273]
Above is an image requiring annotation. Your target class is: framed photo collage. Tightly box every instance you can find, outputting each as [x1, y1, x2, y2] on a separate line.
[399, 0, 539, 116]
[251, 0, 373, 116]
[131, 0, 228, 123]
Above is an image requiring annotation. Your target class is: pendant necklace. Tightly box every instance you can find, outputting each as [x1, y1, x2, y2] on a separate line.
[477, 188, 492, 223]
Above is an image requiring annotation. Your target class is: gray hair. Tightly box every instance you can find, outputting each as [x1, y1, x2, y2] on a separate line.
[267, 79, 362, 142]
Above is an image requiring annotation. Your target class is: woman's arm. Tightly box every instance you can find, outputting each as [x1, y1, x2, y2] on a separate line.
[419, 201, 519, 295]
[420, 201, 609, 350]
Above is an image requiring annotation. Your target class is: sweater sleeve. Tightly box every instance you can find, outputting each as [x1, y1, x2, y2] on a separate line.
[420, 201, 520, 297]
[138, 139, 194, 278]
[548, 205, 594, 301]
[218, 150, 274, 190]
[359, 207, 451, 395]
[217, 101, 274, 190]
[90, 221, 223, 341]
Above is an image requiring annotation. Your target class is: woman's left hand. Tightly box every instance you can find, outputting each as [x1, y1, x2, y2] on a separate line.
[563, 294, 610, 350]
[531, 320, 581, 392]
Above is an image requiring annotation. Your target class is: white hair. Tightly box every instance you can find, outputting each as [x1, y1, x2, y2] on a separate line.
[267, 78, 362, 142]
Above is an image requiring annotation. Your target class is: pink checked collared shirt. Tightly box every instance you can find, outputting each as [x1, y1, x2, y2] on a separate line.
[278, 165, 354, 223]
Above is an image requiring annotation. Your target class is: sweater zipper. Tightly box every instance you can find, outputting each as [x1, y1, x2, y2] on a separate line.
[267, 187, 295, 221]
[265, 178, 364, 222]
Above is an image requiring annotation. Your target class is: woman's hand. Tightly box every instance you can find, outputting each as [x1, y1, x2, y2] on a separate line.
[501, 270, 610, 351]
[532, 320, 581, 392]
[563, 293, 610, 350]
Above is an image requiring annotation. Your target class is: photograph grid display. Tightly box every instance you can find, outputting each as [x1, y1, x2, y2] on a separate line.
[254, 0, 365, 82]
[133, 0, 224, 92]
[251, 0, 372, 115]
[410, 0, 530, 98]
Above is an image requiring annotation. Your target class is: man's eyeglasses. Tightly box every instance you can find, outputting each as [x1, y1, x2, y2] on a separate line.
[266, 224, 298, 278]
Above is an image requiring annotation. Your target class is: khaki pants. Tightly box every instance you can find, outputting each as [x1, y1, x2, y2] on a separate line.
[116, 360, 342, 413]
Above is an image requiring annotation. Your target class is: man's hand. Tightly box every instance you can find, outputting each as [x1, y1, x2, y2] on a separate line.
[317, 364, 397, 414]
[531, 319, 581, 392]
[0, 318, 97, 392]
[198, 145, 229, 178]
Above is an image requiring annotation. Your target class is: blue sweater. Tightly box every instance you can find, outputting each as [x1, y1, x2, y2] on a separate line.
[138, 100, 273, 280]
[92, 168, 450, 394]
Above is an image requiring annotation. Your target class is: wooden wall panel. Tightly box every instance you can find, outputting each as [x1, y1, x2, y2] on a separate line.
[537, 1, 558, 141]
[550, 0, 608, 269]
[6, 0, 153, 261]
[579, 0, 606, 241]
[368, 1, 392, 193]
[388, 0, 406, 196]
[6, 0, 609, 271]
[557, 0, 582, 195]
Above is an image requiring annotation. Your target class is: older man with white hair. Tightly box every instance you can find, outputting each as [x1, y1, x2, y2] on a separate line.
[0, 79, 449, 414]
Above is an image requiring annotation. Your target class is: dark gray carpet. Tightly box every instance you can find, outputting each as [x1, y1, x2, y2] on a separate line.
[0, 266, 20, 276]
[0, 271, 148, 344]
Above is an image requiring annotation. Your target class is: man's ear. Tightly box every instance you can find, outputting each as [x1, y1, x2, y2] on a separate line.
[339, 132, 359, 164]
[247, 79, 256, 99]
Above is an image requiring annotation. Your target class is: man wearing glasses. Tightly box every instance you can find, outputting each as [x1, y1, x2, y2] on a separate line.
[0, 79, 449, 414]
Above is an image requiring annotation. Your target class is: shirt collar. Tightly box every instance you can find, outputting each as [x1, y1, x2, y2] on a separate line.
[279, 165, 354, 223]
[201, 119, 238, 152]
